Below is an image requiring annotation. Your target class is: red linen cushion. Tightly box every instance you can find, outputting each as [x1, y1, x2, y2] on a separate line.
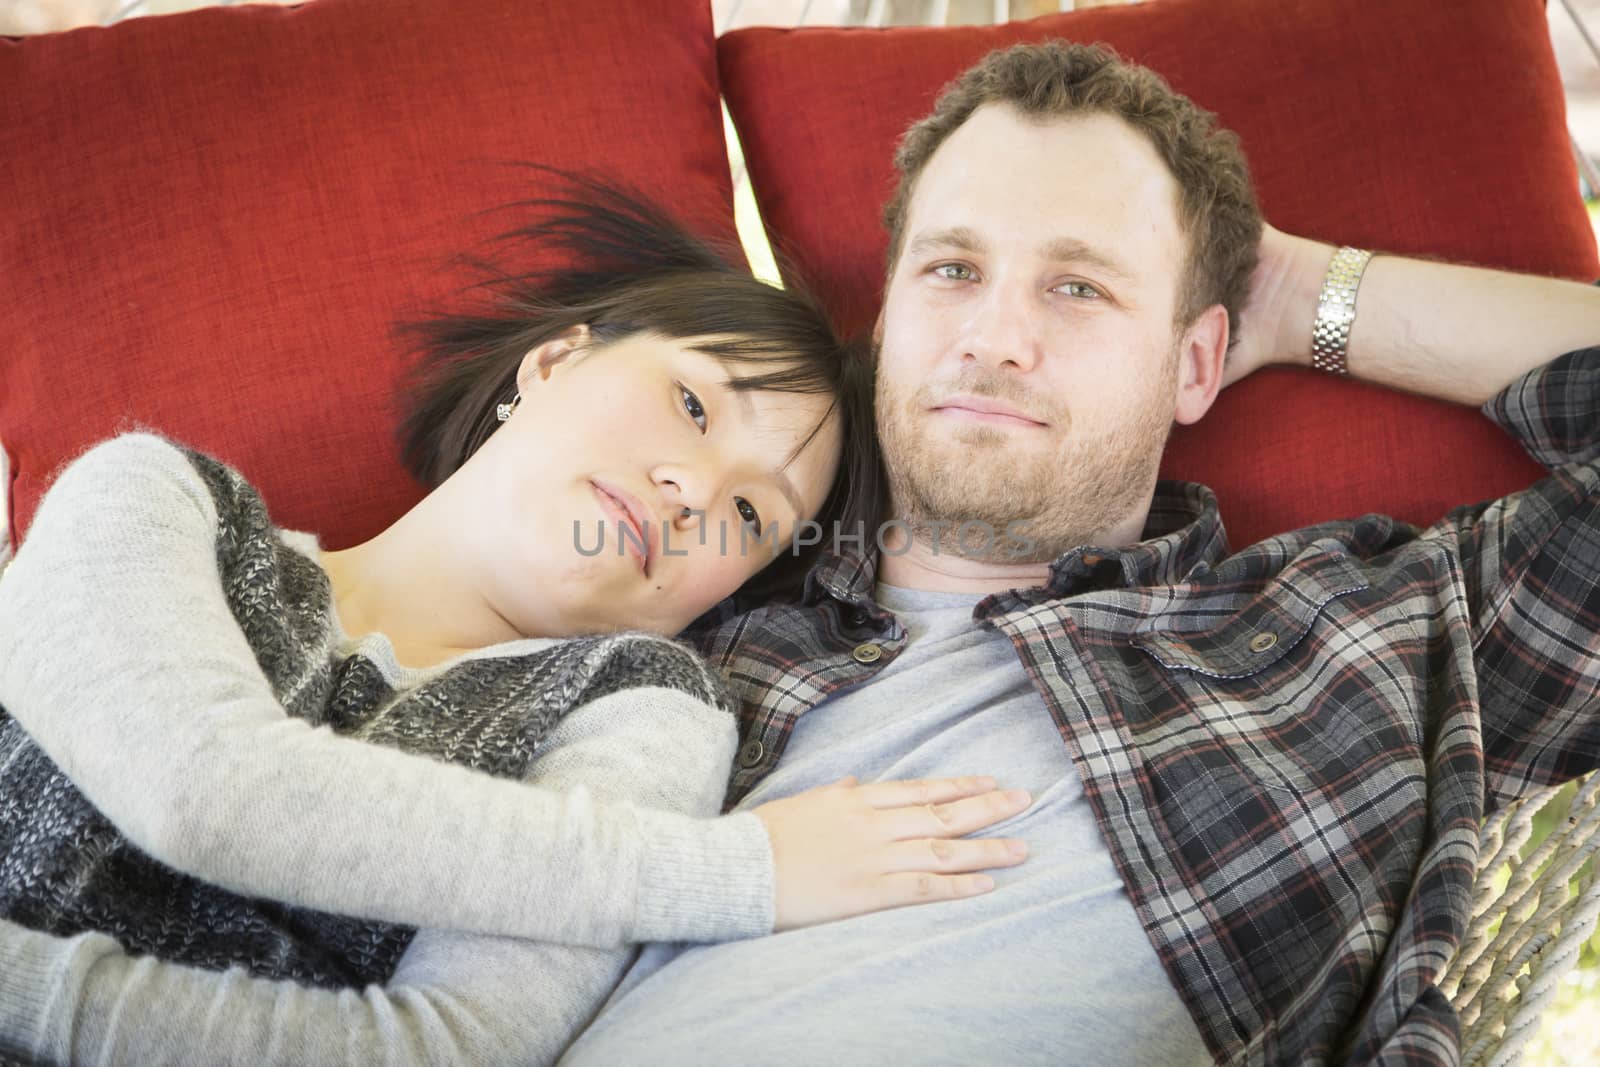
[2, 0, 736, 547]
[719, 0, 1599, 548]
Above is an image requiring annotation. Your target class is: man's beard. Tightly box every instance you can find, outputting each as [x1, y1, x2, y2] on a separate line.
[876, 350, 1179, 564]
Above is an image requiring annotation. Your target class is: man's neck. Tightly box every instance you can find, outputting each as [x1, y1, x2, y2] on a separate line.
[874, 506, 1151, 596]
[876, 546, 1051, 595]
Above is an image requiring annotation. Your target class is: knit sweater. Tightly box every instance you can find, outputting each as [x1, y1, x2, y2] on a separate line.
[0, 434, 774, 1065]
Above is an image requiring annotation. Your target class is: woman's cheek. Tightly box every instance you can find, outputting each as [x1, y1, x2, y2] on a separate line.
[704, 550, 756, 605]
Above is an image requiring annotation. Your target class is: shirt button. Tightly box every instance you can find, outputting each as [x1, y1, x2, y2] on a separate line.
[1249, 631, 1278, 653]
[737, 739, 765, 768]
[851, 642, 883, 664]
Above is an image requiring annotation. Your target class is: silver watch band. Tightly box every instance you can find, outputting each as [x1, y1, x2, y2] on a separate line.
[1310, 246, 1374, 376]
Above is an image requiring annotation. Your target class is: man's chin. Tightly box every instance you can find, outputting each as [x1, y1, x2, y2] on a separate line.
[898, 483, 1036, 534]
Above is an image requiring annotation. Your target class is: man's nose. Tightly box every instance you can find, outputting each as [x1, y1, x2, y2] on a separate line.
[962, 281, 1044, 374]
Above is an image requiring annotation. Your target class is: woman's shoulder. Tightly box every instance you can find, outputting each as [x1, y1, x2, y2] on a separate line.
[45, 432, 214, 519]
[63, 429, 189, 472]
[36, 433, 277, 552]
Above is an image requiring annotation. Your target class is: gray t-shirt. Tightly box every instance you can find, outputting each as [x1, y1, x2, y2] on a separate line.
[561, 583, 1212, 1066]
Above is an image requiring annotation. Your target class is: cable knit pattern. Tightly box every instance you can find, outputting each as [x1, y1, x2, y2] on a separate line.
[0, 447, 730, 989]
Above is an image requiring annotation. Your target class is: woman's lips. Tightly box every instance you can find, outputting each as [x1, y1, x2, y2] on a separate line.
[590, 481, 653, 575]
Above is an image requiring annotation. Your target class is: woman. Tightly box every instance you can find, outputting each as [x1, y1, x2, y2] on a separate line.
[0, 181, 1029, 1064]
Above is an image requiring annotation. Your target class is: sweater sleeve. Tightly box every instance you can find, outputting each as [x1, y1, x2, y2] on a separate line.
[0, 684, 738, 1066]
[0, 434, 773, 947]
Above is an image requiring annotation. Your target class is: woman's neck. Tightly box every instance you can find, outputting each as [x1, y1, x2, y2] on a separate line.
[320, 506, 523, 669]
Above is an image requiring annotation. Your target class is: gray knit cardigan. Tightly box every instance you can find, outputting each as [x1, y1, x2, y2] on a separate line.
[0, 447, 731, 989]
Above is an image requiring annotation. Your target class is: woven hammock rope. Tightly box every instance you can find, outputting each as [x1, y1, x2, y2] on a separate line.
[1441, 769, 1600, 1067]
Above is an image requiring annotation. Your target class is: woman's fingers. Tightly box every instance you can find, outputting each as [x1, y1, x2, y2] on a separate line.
[754, 773, 1033, 932]
[852, 775, 999, 809]
[871, 871, 1000, 909]
[874, 788, 1033, 840]
[878, 835, 1029, 874]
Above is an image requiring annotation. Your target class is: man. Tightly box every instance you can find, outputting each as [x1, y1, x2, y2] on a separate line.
[558, 42, 1600, 1066]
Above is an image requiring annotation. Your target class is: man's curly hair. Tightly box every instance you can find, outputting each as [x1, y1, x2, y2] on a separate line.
[884, 41, 1262, 341]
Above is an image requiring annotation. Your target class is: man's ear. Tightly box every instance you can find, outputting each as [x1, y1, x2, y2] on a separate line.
[1173, 304, 1229, 426]
[871, 305, 886, 346]
[516, 323, 593, 395]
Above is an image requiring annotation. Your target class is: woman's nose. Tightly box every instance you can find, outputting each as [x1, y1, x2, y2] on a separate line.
[655, 475, 714, 549]
[654, 463, 721, 519]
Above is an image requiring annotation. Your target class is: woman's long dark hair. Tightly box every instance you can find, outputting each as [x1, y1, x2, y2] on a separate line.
[397, 168, 884, 603]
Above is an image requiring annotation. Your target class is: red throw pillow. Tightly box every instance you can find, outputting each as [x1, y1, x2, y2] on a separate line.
[2, 0, 735, 548]
[719, 0, 1599, 548]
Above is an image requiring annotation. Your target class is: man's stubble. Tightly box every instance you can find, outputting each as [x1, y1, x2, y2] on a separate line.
[875, 346, 1180, 563]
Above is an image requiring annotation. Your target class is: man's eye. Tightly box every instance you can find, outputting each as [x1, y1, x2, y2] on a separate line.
[932, 263, 974, 281]
[1060, 281, 1102, 299]
[680, 385, 707, 432]
[735, 497, 762, 533]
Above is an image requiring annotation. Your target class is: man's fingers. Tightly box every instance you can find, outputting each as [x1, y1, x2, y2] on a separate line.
[853, 775, 1000, 809]
[881, 836, 1029, 874]
[876, 789, 1032, 839]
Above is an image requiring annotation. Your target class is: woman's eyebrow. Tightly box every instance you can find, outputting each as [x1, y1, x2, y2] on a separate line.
[772, 469, 805, 520]
[724, 384, 807, 518]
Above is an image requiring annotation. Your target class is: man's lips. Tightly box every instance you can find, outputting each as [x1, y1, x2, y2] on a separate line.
[930, 395, 1047, 427]
[591, 480, 656, 576]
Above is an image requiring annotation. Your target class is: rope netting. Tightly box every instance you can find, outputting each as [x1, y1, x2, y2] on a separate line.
[1441, 770, 1600, 1067]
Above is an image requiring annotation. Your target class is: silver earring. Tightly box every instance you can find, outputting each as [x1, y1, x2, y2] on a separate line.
[495, 394, 521, 422]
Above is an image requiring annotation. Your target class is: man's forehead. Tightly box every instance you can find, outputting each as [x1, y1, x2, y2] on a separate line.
[932, 104, 1163, 168]
[903, 105, 1184, 263]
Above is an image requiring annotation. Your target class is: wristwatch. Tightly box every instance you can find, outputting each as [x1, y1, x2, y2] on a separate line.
[1310, 245, 1374, 376]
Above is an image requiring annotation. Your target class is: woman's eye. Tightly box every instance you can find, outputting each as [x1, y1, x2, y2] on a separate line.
[932, 263, 974, 282]
[679, 385, 707, 432]
[735, 497, 762, 534]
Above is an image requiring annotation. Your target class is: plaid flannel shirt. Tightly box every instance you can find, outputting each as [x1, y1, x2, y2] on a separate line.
[690, 346, 1600, 1066]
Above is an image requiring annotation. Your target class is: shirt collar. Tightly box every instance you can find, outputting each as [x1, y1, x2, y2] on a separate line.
[798, 479, 1230, 610]
[1047, 479, 1230, 594]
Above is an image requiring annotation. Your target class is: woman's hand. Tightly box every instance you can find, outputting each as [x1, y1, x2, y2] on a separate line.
[752, 775, 1032, 932]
